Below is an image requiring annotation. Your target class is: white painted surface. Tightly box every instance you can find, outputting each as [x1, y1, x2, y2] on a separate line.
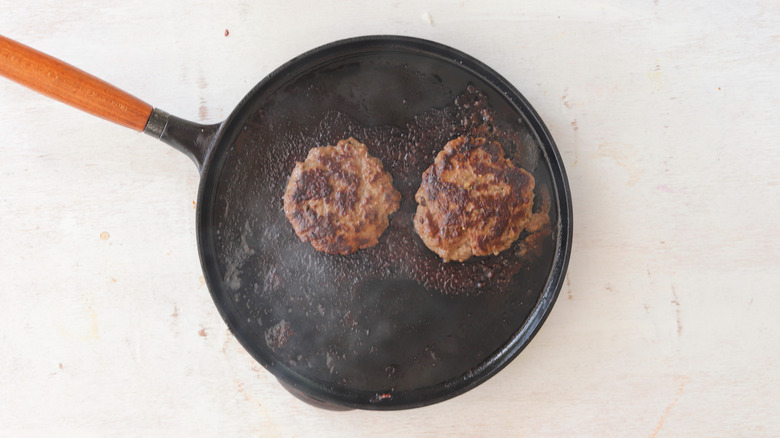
[0, 0, 778, 436]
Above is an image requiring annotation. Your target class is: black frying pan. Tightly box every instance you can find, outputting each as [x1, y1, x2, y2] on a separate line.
[0, 35, 572, 410]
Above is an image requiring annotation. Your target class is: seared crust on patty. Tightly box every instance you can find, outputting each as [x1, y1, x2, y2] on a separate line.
[283, 138, 401, 255]
[414, 136, 535, 262]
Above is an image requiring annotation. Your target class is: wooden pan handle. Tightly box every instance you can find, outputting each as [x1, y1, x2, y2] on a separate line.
[0, 35, 152, 131]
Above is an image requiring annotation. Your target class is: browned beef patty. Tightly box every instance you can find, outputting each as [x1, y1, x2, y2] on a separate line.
[414, 136, 536, 262]
[283, 138, 401, 255]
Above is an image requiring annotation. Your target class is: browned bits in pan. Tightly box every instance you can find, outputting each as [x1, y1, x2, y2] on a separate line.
[271, 86, 551, 295]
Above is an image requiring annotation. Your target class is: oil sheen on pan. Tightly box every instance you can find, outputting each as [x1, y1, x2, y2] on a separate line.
[208, 51, 557, 398]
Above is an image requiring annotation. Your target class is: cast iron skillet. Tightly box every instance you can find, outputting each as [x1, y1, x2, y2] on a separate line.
[0, 35, 572, 410]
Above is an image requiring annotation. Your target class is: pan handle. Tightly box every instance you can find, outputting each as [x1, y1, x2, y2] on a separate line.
[144, 109, 219, 173]
[0, 35, 152, 131]
[0, 35, 219, 172]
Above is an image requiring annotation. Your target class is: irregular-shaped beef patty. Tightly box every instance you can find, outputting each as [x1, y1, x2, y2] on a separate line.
[283, 138, 401, 255]
[414, 136, 535, 262]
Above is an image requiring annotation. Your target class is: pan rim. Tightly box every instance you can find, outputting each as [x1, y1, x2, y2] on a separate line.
[195, 35, 572, 410]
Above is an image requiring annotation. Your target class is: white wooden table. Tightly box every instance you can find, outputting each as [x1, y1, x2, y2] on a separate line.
[1, 1, 778, 436]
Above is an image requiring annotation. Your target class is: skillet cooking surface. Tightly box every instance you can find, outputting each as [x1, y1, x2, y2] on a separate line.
[198, 37, 566, 408]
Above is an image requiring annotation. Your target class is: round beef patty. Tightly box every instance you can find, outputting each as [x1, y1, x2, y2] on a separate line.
[414, 136, 536, 262]
[283, 137, 401, 255]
